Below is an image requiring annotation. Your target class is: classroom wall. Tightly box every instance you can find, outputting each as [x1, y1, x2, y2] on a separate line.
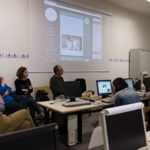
[0, 0, 150, 94]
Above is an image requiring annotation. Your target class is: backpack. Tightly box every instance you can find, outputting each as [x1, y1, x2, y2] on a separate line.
[36, 90, 49, 101]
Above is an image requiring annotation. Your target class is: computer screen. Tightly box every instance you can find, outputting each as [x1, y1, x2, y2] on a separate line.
[125, 78, 134, 89]
[101, 103, 148, 150]
[64, 81, 82, 102]
[96, 80, 112, 97]
[143, 77, 150, 92]
[0, 123, 60, 150]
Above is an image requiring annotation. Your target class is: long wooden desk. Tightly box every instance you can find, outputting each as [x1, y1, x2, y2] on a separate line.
[37, 97, 150, 146]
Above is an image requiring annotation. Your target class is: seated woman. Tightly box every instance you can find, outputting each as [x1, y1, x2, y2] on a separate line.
[0, 76, 27, 114]
[14, 67, 44, 126]
[0, 96, 35, 135]
[112, 77, 141, 106]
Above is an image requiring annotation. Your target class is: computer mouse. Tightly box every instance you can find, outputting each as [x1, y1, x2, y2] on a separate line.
[90, 99, 95, 102]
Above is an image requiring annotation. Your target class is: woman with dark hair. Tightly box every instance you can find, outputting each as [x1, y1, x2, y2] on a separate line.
[14, 67, 44, 126]
[112, 77, 141, 106]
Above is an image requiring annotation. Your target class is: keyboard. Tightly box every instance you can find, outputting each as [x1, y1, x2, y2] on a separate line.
[136, 91, 146, 98]
[62, 100, 91, 107]
[101, 96, 115, 103]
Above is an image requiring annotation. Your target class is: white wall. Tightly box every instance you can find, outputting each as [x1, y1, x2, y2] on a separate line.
[0, 0, 150, 94]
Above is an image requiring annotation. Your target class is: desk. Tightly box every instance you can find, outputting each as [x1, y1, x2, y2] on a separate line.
[37, 99, 113, 146]
[37, 97, 150, 146]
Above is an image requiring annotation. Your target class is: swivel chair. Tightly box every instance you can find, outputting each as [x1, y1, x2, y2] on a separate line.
[75, 78, 94, 95]
[75, 78, 94, 116]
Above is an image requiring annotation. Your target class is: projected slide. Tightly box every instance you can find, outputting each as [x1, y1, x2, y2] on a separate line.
[44, 1, 102, 62]
[29, 0, 110, 72]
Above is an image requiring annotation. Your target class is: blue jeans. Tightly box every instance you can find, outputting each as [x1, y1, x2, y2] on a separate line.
[22, 95, 42, 126]
[5, 95, 27, 114]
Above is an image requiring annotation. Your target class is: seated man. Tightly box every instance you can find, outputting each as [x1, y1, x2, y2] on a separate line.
[0, 76, 27, 114]
[50, 65, 65, 99]
[0, 96, 35, 135]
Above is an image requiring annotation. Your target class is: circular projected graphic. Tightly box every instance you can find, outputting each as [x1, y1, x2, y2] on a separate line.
[45, 8, 57, 21]
[84, 18, 89, 24]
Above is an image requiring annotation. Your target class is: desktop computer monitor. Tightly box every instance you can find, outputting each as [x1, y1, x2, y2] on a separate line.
[100, 103, 148, 150]
[124, 78, 134, 89]
[96, 80, 112, 98]
[143, 77, 150, 92]
[0, 123, 60, 150]
[64, 81, 82, 102]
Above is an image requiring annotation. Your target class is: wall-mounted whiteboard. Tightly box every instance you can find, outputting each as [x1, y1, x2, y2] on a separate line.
[29, 0, 111, 72]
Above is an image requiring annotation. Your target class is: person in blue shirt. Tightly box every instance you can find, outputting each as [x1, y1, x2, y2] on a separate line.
[0, 76, 27, 114]
[112, 77, 141, 106]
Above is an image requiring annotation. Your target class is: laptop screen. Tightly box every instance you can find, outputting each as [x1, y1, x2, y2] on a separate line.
[96, 80, 112, 96]
[125, 78, 134, 89]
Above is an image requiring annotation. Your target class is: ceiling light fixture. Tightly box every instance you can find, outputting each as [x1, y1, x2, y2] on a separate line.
[146, 0, 150, 2]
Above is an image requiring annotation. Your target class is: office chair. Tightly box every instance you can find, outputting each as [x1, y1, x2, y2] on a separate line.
[75, 78, 94, 116]
[75, 78, 94, 95]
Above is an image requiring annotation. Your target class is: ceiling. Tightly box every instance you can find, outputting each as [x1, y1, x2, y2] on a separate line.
[101, 0, 150, 17]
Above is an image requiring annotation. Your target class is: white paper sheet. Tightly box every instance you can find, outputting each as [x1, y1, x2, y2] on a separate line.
[102, 102, 144, 116]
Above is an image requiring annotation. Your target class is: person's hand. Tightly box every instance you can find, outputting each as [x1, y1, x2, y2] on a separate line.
[111, 90, 116, 96]
[22, 89, 29, 94]
[0, 94, 2, 98]
[0, 76, 4, 81]
[29, 85, 33, 89]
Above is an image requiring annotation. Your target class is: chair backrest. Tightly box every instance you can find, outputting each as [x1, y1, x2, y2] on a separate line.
[100, 102, 148, 150]
[34, 86, 51, 95]
[12, 91, 16, 94]
[143, 106, 150, 120]
[75, 78, 86, 93]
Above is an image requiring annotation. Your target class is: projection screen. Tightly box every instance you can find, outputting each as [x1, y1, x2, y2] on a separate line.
[29, 0, 111, 72]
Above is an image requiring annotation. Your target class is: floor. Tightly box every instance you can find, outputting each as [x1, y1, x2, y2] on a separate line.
[58, 111, 104, 150]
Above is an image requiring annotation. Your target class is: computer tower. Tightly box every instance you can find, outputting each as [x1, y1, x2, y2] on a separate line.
[68, 114, 78, 146]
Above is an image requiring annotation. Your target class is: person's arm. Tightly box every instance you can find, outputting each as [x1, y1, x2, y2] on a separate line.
[114, 94, 121, 106]
[0, 76, 5, 87]
[14, 79, 25, 95]
[2, 84, 13, 98]
[28, 79, 33, 93]
[0, 85, 6, 96]
[1, 91, 10, 98]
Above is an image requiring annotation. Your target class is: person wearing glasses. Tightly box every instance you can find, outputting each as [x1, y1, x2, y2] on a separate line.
[50, 65, 65, 99]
